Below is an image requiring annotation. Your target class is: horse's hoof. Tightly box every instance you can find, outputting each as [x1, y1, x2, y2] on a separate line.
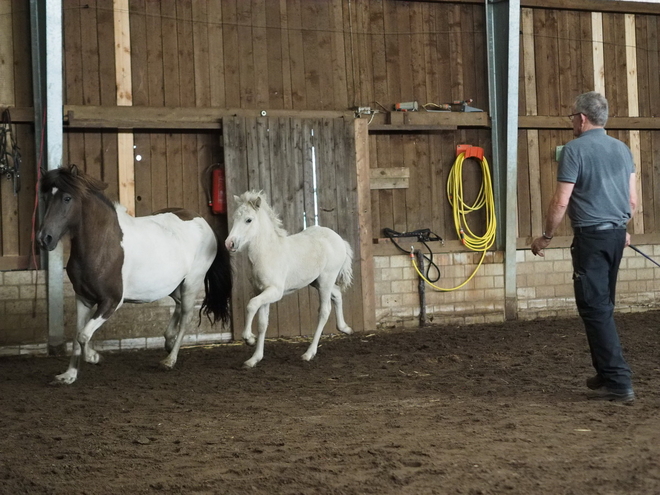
[243, 359, 258, 368]
[53, 371, 77, 385]
[85, 352, 102, 364]
[243, 335, 256, 346]
[160, 359, 176, 370]
[340, 327, 353, 335]
[301, 352, 315, 362]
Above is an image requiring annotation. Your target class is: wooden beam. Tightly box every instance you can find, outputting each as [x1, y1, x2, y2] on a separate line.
[397, 0, 483, 5]
[368, 124, 459, 132]
[369, 167, 410, 189]
[522, 9, 538, 118]
[625, 14, 639, 119]
[374, 239, 466, 256]
[0, 0, 19, 259]
[0, 255, 33, 271]
[10, 105, 657, 132]
[522, 8, 543, 238]
[405, 0, 660, 15]
[626, 13, 643, 234]
[369, 110, 490, 129]
[354, 118, 376, 331]
[114, 0, 135, 216]
[64, 106, 488, 130]
[592, 12, 605, 96]
[520, 0, 660, 15]
[0, 0, 14, 107]
[0, 107, 33, 123]
[518, 116, 660, 130]
[64, 105, 353, 128]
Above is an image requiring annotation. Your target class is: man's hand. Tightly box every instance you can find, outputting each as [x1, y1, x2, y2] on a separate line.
[626, 232, 631, 247]
[531, 236, 552, 257]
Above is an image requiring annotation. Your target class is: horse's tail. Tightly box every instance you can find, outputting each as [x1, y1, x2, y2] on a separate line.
[336, 240, 354, 290]
[200, 238, 233, 325]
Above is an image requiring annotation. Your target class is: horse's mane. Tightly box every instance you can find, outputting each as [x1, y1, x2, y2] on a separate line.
[41, 165, 112, 207]
[238, 190, 288, 237]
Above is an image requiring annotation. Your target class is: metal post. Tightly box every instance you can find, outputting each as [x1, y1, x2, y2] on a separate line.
[485, 0, 520, 320]
[416, 250, 426, 327]
[43, 0, 65, 354]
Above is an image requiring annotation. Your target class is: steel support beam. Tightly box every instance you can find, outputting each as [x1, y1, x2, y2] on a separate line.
[33, 0, 65, 354]
[485, 0, 520, 320]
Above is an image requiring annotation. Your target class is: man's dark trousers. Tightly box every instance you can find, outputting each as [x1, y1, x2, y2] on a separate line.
[571, 228, 632, 391]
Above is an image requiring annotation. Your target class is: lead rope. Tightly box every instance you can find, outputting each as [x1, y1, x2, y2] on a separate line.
[0, 108, 21, 194]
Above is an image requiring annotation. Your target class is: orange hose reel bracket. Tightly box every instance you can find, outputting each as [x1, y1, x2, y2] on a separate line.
[456, 144, 484, 161]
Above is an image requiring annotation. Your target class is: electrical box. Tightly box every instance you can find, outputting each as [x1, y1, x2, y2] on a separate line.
[555, 145, 564, 161]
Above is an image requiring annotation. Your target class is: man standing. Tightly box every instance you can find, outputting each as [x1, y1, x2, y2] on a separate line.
[531, 91, 637, 403]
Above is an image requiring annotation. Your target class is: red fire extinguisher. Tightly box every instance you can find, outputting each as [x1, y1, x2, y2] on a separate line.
[210, 166, 226, 214]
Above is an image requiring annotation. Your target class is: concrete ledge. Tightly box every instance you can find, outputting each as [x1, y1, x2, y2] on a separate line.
[0, 332, 233, 357]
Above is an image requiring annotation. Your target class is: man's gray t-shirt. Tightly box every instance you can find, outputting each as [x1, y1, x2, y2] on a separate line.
[557, 128, 634, 228]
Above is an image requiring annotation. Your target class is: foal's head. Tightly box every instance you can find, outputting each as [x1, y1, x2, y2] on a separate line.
[37, 165, 110, 251]
[225, 190, 287, 252]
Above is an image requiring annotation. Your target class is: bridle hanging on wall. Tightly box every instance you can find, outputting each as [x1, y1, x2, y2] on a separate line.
[0, 108, 22, 195]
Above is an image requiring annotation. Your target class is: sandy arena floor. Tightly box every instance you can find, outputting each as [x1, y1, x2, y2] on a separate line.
[1, 311, 659, 494]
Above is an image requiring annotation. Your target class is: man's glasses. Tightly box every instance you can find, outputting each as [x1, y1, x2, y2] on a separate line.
[568, 113, 582, 120]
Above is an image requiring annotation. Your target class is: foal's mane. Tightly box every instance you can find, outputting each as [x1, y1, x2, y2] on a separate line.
[41, 165, 113, 208]
[239, 190, 288, 237]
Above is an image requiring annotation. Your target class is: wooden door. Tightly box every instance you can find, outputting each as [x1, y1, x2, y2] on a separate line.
[223, 116, 374, 339]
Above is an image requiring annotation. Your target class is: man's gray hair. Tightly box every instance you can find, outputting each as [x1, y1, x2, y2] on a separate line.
[574, 91, 609, 126]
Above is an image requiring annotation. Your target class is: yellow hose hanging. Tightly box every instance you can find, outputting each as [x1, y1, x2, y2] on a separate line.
[412, 150, 496, 291]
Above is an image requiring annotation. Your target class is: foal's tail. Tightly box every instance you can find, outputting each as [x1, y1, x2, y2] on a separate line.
[337, 240, 354, 290]
[200, 239, 233, 325]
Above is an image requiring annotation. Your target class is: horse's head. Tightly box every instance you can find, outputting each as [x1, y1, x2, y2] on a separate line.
[37, 165, 108, 251]
[225, 191, 263, 252]
[225, 190, 287, 253]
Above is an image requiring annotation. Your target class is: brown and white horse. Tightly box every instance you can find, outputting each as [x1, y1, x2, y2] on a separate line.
[38, 165, 232, 384]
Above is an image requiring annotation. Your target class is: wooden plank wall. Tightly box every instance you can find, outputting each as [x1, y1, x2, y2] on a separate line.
[59, 0, 492, 244]
[63, 0, 119, 201]
[3, 1, 659, 271]
[0, 0, 36, 270]
[366, 1, 491, 242]
[518, 8, 660, 239]
[63, 0, 225, 232]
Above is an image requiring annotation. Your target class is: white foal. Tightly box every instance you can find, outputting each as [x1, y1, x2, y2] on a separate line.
[225, 190, 354, 368]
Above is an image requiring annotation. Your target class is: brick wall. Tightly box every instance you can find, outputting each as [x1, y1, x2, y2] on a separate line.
[374, 243, 660, 328]
[0, 268, 231, 356]
[2, 244, 660, 354]
[516, 244, 660, 319]
[0, 270, 49, 355]
[374, 250, 506, 328]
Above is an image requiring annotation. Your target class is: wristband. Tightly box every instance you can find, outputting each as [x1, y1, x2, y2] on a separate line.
[542, 232, 553, 240]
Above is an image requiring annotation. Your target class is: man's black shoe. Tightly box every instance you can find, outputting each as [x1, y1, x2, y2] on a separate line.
[587, 387, 635, 403]
[586, 374, 605, 390]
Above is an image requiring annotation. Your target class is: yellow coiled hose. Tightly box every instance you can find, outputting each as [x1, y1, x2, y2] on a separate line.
[411, 151, 496, 291]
